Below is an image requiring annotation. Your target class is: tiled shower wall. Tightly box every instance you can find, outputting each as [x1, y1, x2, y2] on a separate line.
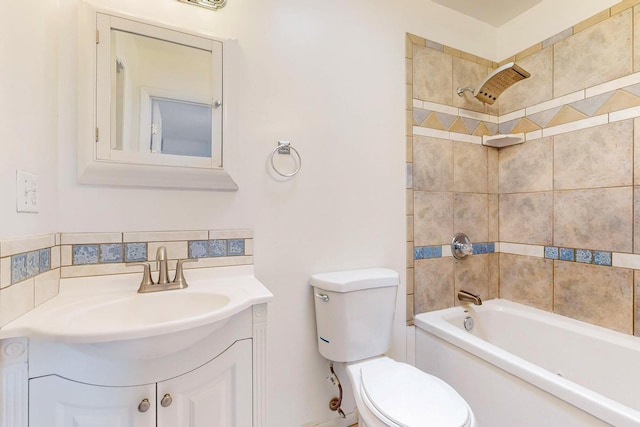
[0, 229, 253, 328]
[407, 0, 640, 335]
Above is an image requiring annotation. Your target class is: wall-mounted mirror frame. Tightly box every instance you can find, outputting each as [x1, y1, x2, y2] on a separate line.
[77, 4, 238, 190]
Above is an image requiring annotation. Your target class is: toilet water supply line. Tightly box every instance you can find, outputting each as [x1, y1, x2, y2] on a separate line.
[328, 363, 346, 418]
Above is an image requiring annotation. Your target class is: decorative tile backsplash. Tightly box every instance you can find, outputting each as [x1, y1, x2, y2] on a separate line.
[0, 229, 254, 328]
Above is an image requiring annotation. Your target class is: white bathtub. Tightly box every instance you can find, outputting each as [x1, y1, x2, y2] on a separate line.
[414, 299, 640, 427]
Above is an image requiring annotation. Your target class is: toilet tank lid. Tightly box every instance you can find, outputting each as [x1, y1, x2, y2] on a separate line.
[310, 268, 399, 292]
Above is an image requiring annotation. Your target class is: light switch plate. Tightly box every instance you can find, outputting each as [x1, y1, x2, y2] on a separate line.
[16, 170, 38, 213]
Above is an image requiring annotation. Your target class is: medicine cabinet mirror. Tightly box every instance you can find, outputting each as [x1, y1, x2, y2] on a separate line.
[77, 5, 237, 190]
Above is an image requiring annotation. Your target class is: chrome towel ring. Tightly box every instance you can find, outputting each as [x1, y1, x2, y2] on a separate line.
[270, 141, 301, 177]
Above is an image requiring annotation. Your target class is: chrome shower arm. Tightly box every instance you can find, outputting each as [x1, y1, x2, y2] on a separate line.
[456, 87, 475, 97]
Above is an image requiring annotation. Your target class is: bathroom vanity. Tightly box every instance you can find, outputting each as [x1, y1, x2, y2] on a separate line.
[0, 265, 272, 427]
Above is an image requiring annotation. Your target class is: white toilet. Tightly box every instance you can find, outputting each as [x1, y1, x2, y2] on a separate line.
[310, 268, 476, 427]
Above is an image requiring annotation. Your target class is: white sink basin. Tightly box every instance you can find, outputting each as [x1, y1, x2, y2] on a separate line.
[0, 265, 272, 359]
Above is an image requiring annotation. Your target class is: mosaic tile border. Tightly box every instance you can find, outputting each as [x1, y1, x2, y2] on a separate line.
[11, 248, 52, 284]
[413, 241, 635, 270]
[544, 246, 612, 266]
[412, 72, 640, 143]
[499, 242, 640, 270]
[414, 242, 496, 260]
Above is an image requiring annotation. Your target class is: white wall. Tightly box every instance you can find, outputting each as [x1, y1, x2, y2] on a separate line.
[0, 1, 59, 238]
[2, 0, 618, 425]
[54, 1, 493, 425]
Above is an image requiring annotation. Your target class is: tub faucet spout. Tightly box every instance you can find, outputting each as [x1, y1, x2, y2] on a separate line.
[458, 290, 482, 306]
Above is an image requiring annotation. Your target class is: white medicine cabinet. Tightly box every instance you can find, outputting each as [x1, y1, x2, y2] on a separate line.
[77, 4, 238, 190]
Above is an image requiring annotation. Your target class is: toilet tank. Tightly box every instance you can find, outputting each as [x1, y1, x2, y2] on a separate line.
[310, 268, 399, 362]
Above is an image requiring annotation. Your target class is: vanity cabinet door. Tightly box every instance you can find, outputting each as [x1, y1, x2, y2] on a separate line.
[157, 339, 253, 427]
[29, 375, 155, 427]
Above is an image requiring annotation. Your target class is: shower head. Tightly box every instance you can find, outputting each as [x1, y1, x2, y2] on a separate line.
[457, 62, 530, 105]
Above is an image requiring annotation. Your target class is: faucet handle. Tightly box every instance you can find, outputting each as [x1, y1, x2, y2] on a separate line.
[173, 258, 199, 287]
[126, 262, 155, 290]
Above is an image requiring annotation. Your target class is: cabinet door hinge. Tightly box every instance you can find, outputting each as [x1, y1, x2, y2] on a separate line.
[96, 30, 100, 44]
[95, 127, 99, 142]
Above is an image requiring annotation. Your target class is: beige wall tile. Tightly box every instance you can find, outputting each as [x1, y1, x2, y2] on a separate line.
[487, 147, 499, 193]
[0, 279, 35, 327]
[500, 48, 554, 115]
[515, 43, 542, 61]
[415, 257, 455, 313]
[487, 253, 499, 300]
[123, 230, 207, 243]
[413, 136, 453, 191]
[500, 192, 553, 245]
[61, 232, 122, 245]
[634, 187, 640, 253]
[454, 193, 488, 243]
[499, 137, 553, 193]
[555, 262, 632, 334]
[406, 189, 414, 214]
[186, 256, 253, 269]
[0, 234, 56, 257]
[61, 263, 132, 278]
[407, 242, 414, 268]
[454, 142, 487, 193]
[407, 268, 414, 294]
[634, 118, 640, 185]
[499, 254, 553, 311]
[147, 241, 188, 261]
[244, 239, 254, 256]
[413, 45, 453, 104]
[454, 254, 489, 304]
[635, 270, 640, 336]
[51, 246, 61, 269]
[414, 192, 453, 246]
[407, 294, 415, 322]
[34, 268, 60, 306]
[407, 215, 414, 242]
[208, 229, 253, 239]
[0, 257, 10, 289]
[554, 187, 633, 252]
[554, 121, 633, 190]
[612, 0, 640, 15]
[405, 58, 413, 85]
[488, 194, 499, 242]
[60, 245, 72, 267]
[555, 10, 632, 97]
[406, 137, 413, 163]
[574, 9, 611, 33]
[635, 5, 640, 72]
[452, 57, 491, 114]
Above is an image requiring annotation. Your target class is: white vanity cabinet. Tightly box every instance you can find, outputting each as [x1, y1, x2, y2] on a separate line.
[29, 379, 156, 427]
[29, 339, 252, 427]
[0, 266, 272, 427]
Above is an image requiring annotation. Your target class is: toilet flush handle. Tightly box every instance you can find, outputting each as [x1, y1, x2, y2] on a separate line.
[315, 293, 329, 302]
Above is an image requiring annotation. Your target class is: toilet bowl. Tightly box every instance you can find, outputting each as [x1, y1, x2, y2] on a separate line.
[345, 357, 475, 427]
[310, 268, 476, 427]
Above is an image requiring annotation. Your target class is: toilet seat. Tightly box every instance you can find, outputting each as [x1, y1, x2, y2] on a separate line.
[359, 359, 471, 427]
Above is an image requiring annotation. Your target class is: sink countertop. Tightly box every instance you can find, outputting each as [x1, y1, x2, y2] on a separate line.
[0, 265, 273, 343]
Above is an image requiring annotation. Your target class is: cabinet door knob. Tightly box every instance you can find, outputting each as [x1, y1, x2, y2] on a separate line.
[161, 393, 173, 407]
[138, 398, 151, 413]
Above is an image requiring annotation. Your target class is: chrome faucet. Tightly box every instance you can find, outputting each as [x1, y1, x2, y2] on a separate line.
[458, 290, 482, 306]
[126, 246, 198, 293]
